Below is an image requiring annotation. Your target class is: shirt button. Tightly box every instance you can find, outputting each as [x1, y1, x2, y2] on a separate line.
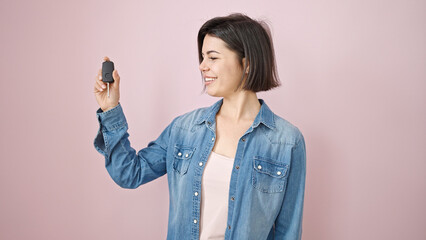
[228, 225, 231, 229]
[185, 153, 189, 158]
[257, 165, 262, 170]
[235, 165, 239, 169]
[231, 196, 235, 201]
[199, 162, 203, 166]
[194, 219, 197, 224]
[178, 152, 182, 157]
[241, 138, 245, 142]
[194, 192, 198, 196]
[207, 121, 211, 125]
[212, 137, 215, 141]
[277, 171, 282, 175]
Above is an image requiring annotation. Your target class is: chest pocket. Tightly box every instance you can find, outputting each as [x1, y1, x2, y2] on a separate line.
[252, 156, 289, 193]
[173, 144, 196, 175]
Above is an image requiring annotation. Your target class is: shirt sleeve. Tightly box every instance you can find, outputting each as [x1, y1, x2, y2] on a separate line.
[93, 103, 176, 189]
[274, 131, 307, 239]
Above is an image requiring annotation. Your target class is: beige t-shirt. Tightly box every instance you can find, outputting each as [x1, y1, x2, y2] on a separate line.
[199, 151, 235, 240]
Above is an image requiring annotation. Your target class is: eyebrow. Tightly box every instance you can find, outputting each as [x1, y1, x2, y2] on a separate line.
[201, 50, 221, 56]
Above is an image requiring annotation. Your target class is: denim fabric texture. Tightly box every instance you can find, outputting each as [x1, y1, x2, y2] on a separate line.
[94, 98, 306, 240]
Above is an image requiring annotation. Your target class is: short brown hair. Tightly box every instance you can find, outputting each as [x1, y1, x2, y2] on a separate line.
[197, 13, 281, 92]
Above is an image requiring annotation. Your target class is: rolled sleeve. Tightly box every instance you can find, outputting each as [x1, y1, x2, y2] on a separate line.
[94, 103, 127, 156]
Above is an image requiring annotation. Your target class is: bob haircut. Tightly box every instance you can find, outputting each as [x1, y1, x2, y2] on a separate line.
[197, 13, 281, 93]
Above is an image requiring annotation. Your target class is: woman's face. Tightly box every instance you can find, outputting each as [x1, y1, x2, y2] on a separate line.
[199, 34, 247, 97]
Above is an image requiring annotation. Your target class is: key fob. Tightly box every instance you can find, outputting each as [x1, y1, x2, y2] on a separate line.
[102, 61, 115, 83]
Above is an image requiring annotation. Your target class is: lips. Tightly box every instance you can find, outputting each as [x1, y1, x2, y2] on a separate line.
[204, 77, 217, 82]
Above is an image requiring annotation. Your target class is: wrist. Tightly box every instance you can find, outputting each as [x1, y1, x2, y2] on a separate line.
[101, 103, 119, 112]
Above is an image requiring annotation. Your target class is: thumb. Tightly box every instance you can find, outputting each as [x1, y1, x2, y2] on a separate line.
[112, 69, 120, 86]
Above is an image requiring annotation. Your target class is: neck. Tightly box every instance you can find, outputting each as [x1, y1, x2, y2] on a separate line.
[217, 91, 261, 123]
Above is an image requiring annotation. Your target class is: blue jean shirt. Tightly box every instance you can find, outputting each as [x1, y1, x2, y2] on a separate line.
[94, 98, 306, 240]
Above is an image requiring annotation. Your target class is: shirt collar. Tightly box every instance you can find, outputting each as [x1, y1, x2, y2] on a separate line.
[194, 98, 276, 130]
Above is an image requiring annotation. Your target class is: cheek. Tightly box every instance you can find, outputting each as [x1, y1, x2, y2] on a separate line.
[226, 65, 243, 83]
[213, 61, 243, 85]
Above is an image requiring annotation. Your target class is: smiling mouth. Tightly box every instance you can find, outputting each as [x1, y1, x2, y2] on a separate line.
[204, 77, 217, 82]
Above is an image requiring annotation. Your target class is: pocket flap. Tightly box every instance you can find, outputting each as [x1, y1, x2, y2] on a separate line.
[174, 144, 195, 159]
[253, 156, 288, 178]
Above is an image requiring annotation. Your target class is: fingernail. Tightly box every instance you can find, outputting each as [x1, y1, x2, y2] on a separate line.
[102, 85, 106, 89]
[99, 76, 102, 80]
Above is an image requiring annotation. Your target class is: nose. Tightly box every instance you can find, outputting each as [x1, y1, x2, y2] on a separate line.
[199, 59, 209, 72]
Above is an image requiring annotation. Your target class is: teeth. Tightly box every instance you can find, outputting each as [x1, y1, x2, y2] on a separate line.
[205, 77, 217, 82]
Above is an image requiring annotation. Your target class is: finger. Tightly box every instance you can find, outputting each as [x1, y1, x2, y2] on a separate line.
[112, 69, 120, 85]
[96, 80, 107, 90]
[94, 84, 100, 93]
[103, 56, 110, 62]
[110, 71, 119, 89]
[97, 69, 103, 83]
[94, 82, 104, 92]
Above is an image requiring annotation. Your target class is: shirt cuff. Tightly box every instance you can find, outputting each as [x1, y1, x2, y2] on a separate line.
[96, 102, 127, 132]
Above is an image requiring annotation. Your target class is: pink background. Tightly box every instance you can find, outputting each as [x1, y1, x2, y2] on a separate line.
[1, 0, 425, 239]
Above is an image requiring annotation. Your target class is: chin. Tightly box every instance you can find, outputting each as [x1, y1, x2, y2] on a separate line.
[206, 88, 222, 97]
[206, 92, 221, 97]
[207, 91, 231, 99]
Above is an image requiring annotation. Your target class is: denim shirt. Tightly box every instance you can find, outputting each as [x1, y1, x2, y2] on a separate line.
[93, 98, 306, 240]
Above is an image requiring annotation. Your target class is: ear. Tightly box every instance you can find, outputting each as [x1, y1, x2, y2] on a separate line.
[242, 57, 249, 74]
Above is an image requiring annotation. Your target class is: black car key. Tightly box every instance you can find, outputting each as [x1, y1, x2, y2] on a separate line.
[102, 61, 115, 97]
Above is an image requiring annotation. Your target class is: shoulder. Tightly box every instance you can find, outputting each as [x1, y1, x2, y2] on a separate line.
[268, 113, 305, 146]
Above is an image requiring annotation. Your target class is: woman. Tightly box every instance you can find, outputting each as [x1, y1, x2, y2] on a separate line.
[93, 13, 306, 240]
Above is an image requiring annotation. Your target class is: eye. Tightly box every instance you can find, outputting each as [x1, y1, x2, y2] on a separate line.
[200, 56, 217, 62]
